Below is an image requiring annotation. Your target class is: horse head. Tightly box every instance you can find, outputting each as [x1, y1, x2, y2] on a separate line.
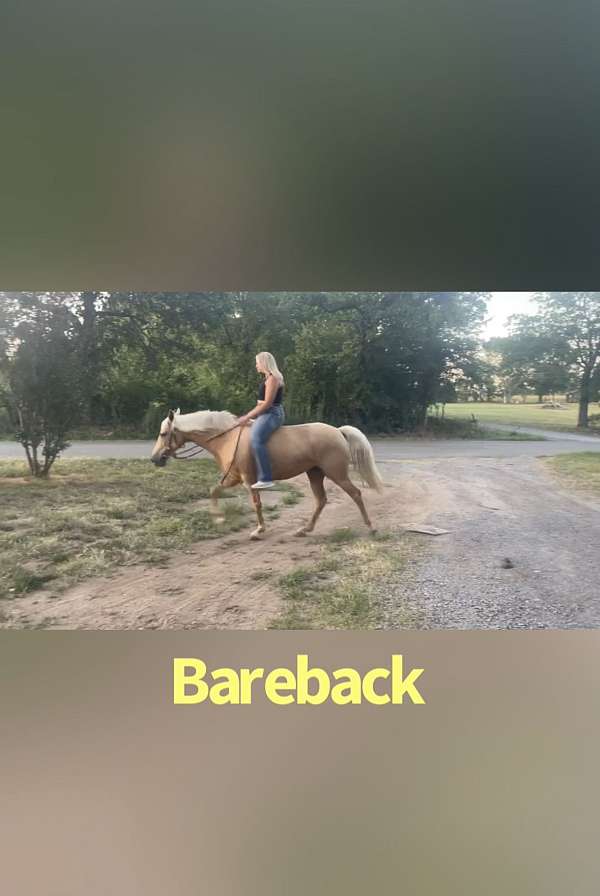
[151, 408, 186, 466]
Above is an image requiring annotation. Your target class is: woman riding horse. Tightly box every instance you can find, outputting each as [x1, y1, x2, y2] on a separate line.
[237, 352, 285, 490]
[151, 362, 383, 538]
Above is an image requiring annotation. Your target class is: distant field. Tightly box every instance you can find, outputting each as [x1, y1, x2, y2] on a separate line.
[546, 453, 600, 496]
[440, 402, 600, 432]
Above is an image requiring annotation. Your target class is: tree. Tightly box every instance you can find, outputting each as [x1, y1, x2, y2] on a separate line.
[3, 303, 84, 476]
[286, 292, 487, 429]
[0, 291, 490, 436]
[533, 293, 600, 427]
[451, 348, 501, 402]
[487, 326, 569, 404]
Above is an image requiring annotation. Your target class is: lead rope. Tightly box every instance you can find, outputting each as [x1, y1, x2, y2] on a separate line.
[173, 444, 205, 459]
[218, 424, 244, 485]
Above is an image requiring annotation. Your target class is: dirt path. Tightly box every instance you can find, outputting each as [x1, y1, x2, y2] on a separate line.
[3, 455, 599, 629]
[2, 469, 433, 630]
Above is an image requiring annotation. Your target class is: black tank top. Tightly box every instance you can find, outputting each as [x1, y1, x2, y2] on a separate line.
[258, 377, 284, 405]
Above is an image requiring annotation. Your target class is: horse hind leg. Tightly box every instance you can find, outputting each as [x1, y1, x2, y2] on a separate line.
[329, 475, 375, 533]
[296, 467, 327, 536]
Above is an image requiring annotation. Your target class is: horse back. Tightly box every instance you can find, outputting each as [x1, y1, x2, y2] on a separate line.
[260, 421, 350, 480]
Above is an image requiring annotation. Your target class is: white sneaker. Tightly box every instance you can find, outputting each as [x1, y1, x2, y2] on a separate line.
[252, 480, 275, 489]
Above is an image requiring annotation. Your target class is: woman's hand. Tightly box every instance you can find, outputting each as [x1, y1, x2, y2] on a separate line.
[238, 414, 252, 426]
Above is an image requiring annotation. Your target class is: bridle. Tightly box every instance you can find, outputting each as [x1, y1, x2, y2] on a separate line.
[160, 421, 245, 485]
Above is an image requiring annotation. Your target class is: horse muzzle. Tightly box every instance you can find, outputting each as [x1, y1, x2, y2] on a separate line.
[151, 454, 169, 468]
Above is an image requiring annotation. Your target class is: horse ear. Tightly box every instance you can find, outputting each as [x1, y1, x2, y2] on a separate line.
[175, 407, 181, 416]
[168, 410, 174, 422]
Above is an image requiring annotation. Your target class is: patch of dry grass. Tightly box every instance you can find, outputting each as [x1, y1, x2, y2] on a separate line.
[272, 530, 422, 630]
[0, 457, 253, 600]
[545, 453, 600, 496]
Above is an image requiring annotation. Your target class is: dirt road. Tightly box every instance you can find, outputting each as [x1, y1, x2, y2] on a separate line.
[3, 433, 599, 629]
[2, 433, 600, 460]
[2, 473, 423, 630]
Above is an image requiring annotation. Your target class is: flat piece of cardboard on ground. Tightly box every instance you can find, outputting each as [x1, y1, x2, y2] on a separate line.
[402, 524, 450, 536]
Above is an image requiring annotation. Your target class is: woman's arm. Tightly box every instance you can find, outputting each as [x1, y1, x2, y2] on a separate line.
[238, 403, 261, 425]
[238, 377, 279, 425]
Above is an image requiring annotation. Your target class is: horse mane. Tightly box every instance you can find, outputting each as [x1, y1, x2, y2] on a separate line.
[174, 409, 238, 436]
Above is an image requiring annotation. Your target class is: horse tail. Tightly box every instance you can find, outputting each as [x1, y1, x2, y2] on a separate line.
[338, 426, 384, 492]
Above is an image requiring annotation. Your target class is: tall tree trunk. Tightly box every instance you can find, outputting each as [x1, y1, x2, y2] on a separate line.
[22, 442, 34, 475]
[80, 292, 99, 423]
[577, 368, 592, 428]
[31, 443, 40, 477]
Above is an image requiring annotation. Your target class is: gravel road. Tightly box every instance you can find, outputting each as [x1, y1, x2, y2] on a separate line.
[2, 432, 600, 461]
[378, 454, 600, 629]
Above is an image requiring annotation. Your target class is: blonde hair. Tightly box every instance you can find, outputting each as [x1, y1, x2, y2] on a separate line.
[256, 351, 284, 385]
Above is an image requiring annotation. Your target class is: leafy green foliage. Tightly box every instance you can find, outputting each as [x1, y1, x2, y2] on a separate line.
[1, 292, 489, 442]
[483, 293, 600, 426]
[3, 302, 85, 475]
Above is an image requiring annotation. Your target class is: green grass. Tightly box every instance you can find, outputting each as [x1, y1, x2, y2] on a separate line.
[373, 417, 546, 440]
[0, 457, 256, 600]
[269, 482, 302, 503]
[482, 428, 546, 440]
[281, 489, 302, 506]
[425, 417, 546, 440]
[271, 529, 423, 630]
[545, 453, 600, 496]
[440, 401, 600, 433]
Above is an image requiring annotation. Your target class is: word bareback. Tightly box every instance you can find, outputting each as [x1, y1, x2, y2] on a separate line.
[173, 654, 425, 706]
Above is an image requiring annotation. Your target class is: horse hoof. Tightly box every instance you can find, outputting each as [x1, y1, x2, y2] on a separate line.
[250, 529, 264, 541]
[294, 528, 307, 537]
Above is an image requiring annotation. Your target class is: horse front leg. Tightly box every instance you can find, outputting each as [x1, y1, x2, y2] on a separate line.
[209, 482, 228, 524]
[210, 475, 240, 525]
[250, 489, 266, 540]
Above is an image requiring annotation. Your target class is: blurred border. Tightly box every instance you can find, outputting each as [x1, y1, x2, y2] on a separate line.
[2, 631, 599, 895]
[2, 0, 600, 288]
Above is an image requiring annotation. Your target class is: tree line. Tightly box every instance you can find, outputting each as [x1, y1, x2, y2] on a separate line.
[456, 293, 600, 427]
[0, 292, 598, 476]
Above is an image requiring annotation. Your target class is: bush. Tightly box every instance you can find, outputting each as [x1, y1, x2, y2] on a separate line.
[0, 404, 10, 436]
[4, 309, 84, 476]
[143, 401, 171, 438]
[423, 415, 480, 438]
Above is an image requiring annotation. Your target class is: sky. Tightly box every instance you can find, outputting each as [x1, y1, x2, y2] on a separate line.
[483, 293, 536, 339]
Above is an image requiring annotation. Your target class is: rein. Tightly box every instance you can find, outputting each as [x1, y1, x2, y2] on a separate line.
[172, 422, 244, 485]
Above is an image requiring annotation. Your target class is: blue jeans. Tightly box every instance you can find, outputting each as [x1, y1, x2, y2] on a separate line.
[251, 405, 285, 481]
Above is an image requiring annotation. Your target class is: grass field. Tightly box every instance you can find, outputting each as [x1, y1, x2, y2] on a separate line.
[271, 529, 423, 630]
[440, 401, 600, 432]
[545, 453, 600, 496]
[0, 458, 299, 602]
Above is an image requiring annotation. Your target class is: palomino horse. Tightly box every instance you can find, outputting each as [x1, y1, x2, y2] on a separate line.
[151, 409, 383, 539]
